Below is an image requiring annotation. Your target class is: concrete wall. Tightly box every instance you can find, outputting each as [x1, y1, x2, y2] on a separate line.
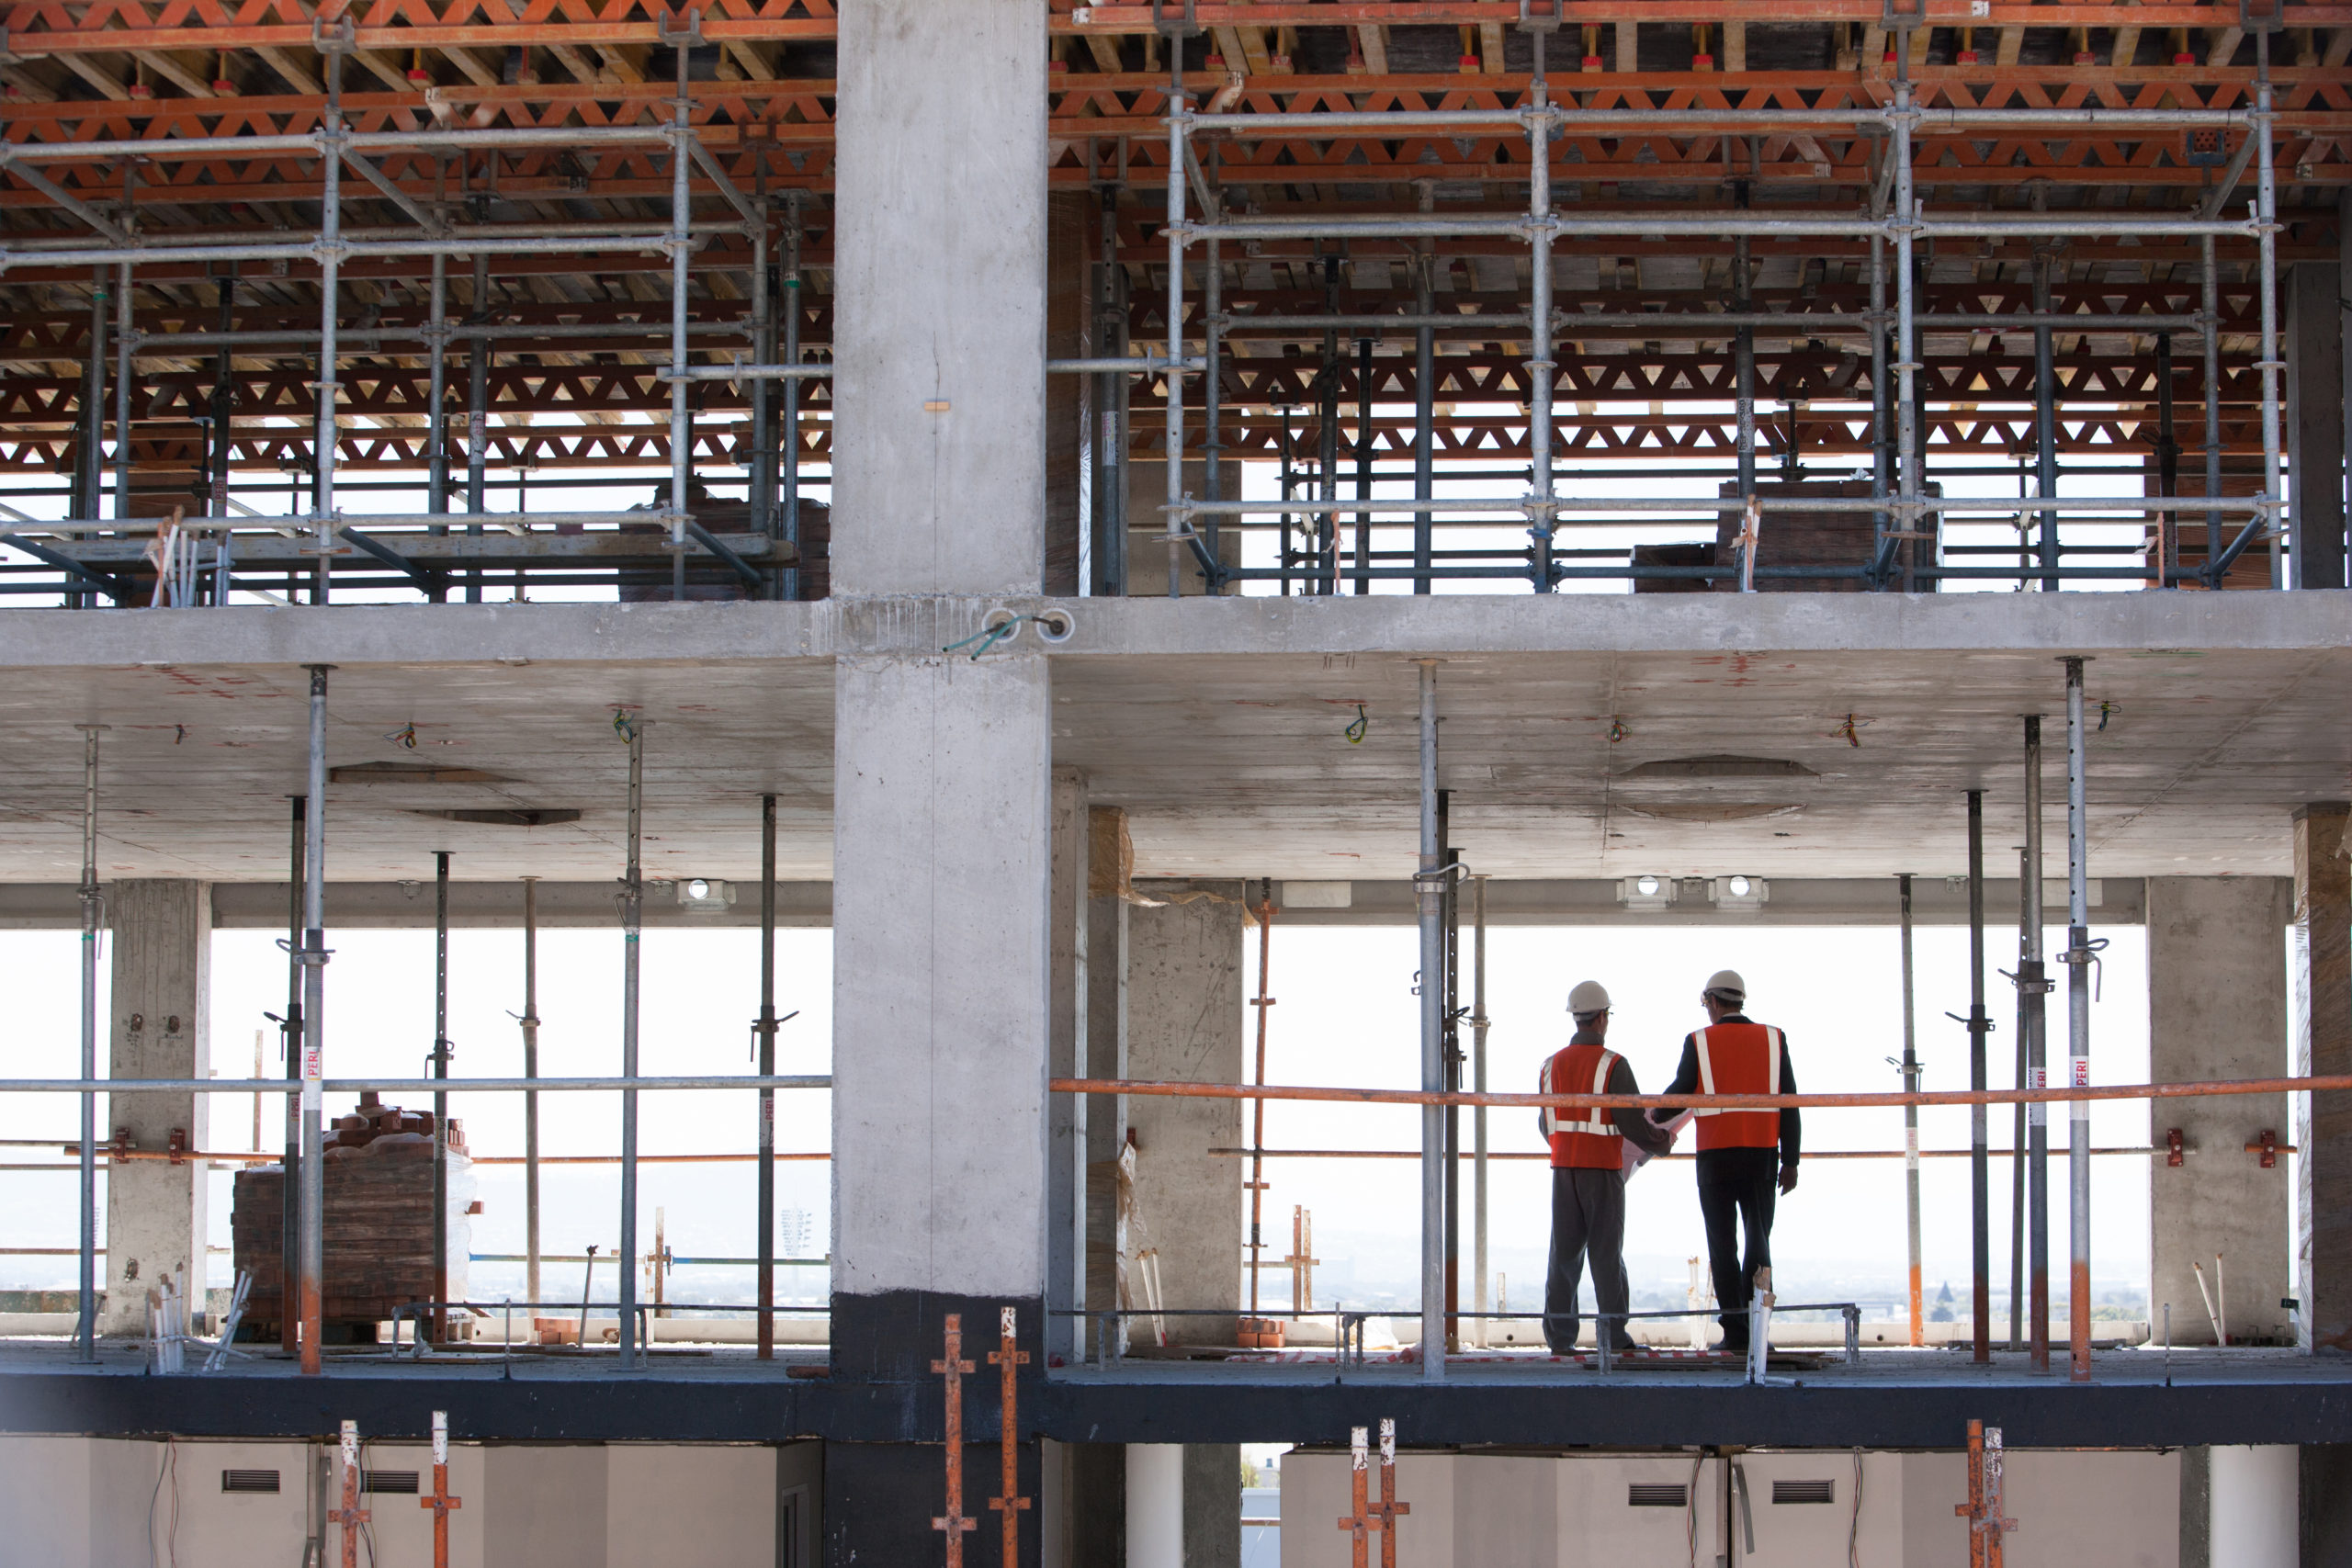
[2146, 877, 2295, 1344]
[102, 879, 210, 1336]
[0, 1438, 783, 1568]
[1276, 1449, 2177, 1567]
[1124, 884, 1246, 1344]
[2291, 805, 2352, 1353]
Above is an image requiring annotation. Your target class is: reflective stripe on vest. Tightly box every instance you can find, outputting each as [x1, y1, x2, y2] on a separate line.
[1690, 1022, 1782, 1151]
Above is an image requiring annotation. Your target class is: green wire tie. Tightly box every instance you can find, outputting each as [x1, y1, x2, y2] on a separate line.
[943, 618, 1028, 660]
[1343, 705, 1368, 745]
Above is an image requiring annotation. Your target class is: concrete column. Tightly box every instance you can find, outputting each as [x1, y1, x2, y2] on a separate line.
[2147, 878, 2294, 1345]
[1048, 767, 1088, 1363]
[2301, 1446, 2352, 1565]
[1046, 194, 1091, 596]
[2205, 1447, 2297, 1568]
[1084, 808, 1130, 1337]
[1181, 1445, 1241, 1568]
[827, 1, 1052, 1557]
[2292, 805, 2352, 1353]
[2285, 262, 2346, 590]
[1125, 1445, 1183, 1568]
[101, 880, 210, 1336]
[1124, 883, 1245, 1347]
[829, 1, 1046, 596]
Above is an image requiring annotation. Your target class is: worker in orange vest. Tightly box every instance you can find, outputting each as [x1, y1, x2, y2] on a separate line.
[1539, 980, 1676, 1355]
[1661, 968, 1801, 1355]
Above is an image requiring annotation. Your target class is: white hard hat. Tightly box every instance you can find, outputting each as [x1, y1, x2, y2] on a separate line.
[1567, 980, 1611, 1015]
[1702, 969, 1747, 1002]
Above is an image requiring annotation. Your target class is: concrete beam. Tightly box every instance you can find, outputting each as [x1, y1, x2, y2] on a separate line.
[100, 880, 209, 1336]
[2147, 877, 2294, 1346]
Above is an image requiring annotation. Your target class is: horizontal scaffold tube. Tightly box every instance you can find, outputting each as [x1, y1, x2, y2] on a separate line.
[1182, 106, 2262, 136]
[1051, 1072, 2348, 1112]
[0, 1075, 831, 1093]
[1166, 494, 2265, 515]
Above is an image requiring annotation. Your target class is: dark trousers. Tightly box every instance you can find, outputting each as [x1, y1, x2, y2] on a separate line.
[1544, 1165, 1633, 1353]
[1697, 1147, 1779, 1348]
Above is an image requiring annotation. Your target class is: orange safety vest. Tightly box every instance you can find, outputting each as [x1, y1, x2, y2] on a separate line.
[1690, 1022, 1784, 1151]
[1540, 1042, 1623, 1169]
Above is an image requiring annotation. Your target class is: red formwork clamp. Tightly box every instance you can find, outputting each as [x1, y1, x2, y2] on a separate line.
[1956, 1419, 2018, 1567]
[2165, 1128, 2185, 1168]
[419, 1411, 462, 1568]
[1372, 1419, 1410, 1568]
[1339, 1427, 1372, 1568]
[2247, 1130, 2278, 1169]
[932, 1315, 977, 1567]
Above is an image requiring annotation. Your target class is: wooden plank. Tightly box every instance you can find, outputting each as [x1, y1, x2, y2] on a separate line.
[1724, 18, 1747, 70]
[1996, 24, 2024, 63]
[1480, 19, 1508, 72]
[1356, 23, 1389, 73]
[1615, 19, 1639, 70]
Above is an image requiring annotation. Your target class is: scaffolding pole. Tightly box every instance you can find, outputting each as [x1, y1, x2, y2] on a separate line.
[2024, 716, 2051, 1372]
[432, 850, 451, 1347]
[73, 725, 100, 1362]
[298, 664, 332, 1375]
[1900, 872, 1922, 1347]
[520, 876, 540, 1311]
[1470, 874, 1489, 1350]
[1417, 660, 1443, 1381]
[1968, 790, 1992, 1364]
[617, 717, 646, 1368]
[2063, 657, 2093, 1382]
[757, 794, 778, 1359]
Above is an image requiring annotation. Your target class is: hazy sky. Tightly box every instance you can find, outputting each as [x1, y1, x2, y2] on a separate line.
[0, 912, 2182, 1317]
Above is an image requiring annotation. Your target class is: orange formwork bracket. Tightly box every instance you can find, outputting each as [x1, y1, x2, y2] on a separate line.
[933, 1314, 978, 1567]
[419, 1411, 462, 1568]
[987, 1306, 1031, 1568]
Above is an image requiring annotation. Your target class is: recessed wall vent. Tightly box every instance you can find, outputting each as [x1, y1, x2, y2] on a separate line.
[1772, 1479, 1837, 1505]
[407, 808, 583, 827]
[1627, 1483, 1689, 1507]
[220, 1470, 280, 1495]
[362, 1470, 420, 1495]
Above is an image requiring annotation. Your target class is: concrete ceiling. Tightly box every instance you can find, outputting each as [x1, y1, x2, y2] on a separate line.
[0, 599, 2343, 886]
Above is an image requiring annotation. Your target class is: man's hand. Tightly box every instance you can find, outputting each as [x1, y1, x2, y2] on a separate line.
[1778, 1164, 1799, 1195]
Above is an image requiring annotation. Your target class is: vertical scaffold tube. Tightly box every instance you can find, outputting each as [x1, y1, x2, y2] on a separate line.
[81, 269, 107, 550]
[750, 164, 774, 578]
[1165, 64, 1187, 600]
[1892, 62, 1919, 575]
[668, 47, 693, 604]
[314, 56, 342, 605]
[1204, 230, 1224, 589]
[2253, 36, 2282, 585]
[1417, 661, 1444, 1379]
[520, 876, 540, 1310]
[74, 726, 100, 1362]
[1412, 183, 1435, 595]
[465, 252, 490, 605]
[2024, 715, 2049, 1371]
[426, 248, 449, 584]
[2032, 239, 2059, 592]
[2199, 236, 2223, 584]
[432, 851, 451, 1346]
[1471, 875, 1489, 1348]
[1969, 789, 1992, 1364]
[757, 794, 778, 1359]
[1525, 50, 1556, 593]
[1900, 873, 1922, 1347]
[780, 191, 803, 603]
[2009, 844, 2028, 1351]
[282, 800, 304, 1347]
[2063, 657, 2093, 1382]
[299, 664, 332, 1375]
[112, 260, 131, 526]
[1868, 226, 1888, 582]
[617, 717, 645, 1367]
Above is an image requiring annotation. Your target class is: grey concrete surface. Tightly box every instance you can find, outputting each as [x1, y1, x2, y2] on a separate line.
[1124, 883, 1246, 1345]
[100, 880, 209, 1337]
[830, 651, 1053, 1300]
[2291, 805, 2352, 1355]
[830, 0, 1045, 596]
[2147, 878, 2295, 1346]
[0, 599, 2346, 882]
